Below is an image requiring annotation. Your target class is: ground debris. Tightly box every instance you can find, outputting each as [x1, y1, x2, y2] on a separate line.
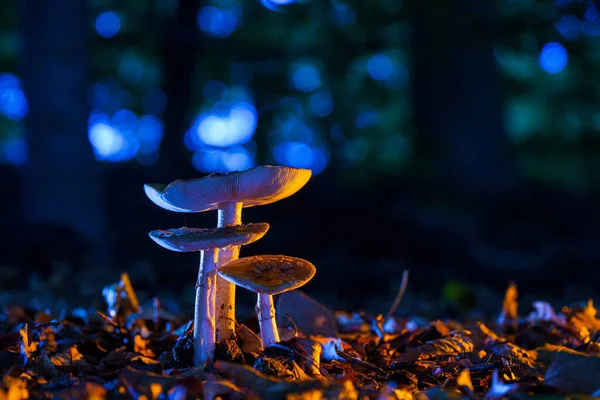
[0, 274, 599, 399]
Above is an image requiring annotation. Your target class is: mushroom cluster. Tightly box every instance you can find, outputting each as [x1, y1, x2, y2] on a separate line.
[144, 165, 315, 366]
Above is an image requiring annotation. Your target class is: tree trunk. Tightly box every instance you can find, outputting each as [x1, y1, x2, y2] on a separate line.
[158, 0, 203, 180]
[410, 0, 518, 201]
[20, 0, 107, 268]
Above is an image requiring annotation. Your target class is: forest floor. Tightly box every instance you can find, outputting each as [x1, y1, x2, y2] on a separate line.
[2, 169, 600, 397]
[1, 274, 600, 398]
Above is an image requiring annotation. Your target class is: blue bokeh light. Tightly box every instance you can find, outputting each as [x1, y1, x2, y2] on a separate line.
[366, 54, 395, 81]
[0, 73, 19, 91]
[0, 73, 28, 121]
[89, 83, 111, 110]
[87, 80, 132, 112]
[538, 42, 568, 74]
[138, 115, 164, 151]
[291, 63, 321, 92]
[88, 120, 126, 160]
[87, 110, 161, 162]
[118, 54, 145, 83]
[197, 6, 241, 37]
[585, 3, 599, 21]
[273, 141, 328, 174]
[355, 110, 380, 128]
[187, 101, 258, 149]
[280, 116, 314, 143]
[260, 0, 295, 12]
[192, 145, 254, 173]
[2, 136, 28, 166]
[203, 80, 227, 100]
[309, 91, 334, 117]
[95, 11, 121, 38]
[331, 3, 356, 25]
[555, 15, 581, 39]
[582, 20, 600, 36]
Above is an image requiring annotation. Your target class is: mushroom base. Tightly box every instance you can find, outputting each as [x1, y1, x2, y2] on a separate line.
[194, 249, 218, 367]
[256, 293, 280, 347]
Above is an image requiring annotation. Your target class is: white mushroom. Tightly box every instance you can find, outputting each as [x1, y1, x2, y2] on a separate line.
[144, 165, 311, 340]
[217, 255, 316, 346]
[148, 223, 269, 366]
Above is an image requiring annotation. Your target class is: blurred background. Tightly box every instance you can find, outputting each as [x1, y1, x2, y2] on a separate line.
[1, 0, 600, 318]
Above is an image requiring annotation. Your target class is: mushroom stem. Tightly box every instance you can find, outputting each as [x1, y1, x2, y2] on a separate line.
[194, 248, 218, 366]
[218, 202, 242, 227]
[256, 293, 280, 346]
[216, 201, 243, 340]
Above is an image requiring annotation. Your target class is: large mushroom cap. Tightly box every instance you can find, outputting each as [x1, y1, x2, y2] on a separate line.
[144, 165, 312, 213]
[149, 223, 270, 252]
[217, 255, 316, 295]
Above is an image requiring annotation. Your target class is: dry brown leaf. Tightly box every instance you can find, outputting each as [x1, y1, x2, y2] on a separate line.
[544, 351, 600, 394]
[456, 369, 474, 392]
[236, 323, 263, 355]
[395, 333, 474, 363]
[497, 282, 518, 324]
[50, 347, 84, 366]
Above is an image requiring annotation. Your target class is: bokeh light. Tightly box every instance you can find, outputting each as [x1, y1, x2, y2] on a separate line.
[95, 11, 121, 39]
[197, 5, 242, 37]
[291, 63, 321, 92]
[192, 145, 254, 173]
[554, 15, 581, 39]
[280, 116, 314, 142]
[89, 121, 125, 160]
[355, 110, 380, 129]
[118, 53, 145, 84]
[203, 80, 227, 100]
[331, 2, 356, 25]
[308, 91, 334, 117]
[88, 110, 162, 163]
[0, 73, 28, 121]
[273, 141, 328, 174]
[260, 0, 295, 12]
[138, 115, 164, 154]
[538, 42, 568, 74]
[187, 102, 257, 149]
[343, 137, 369, 164]
[584, 3, 599, 21]
[367, 54, 395, 81]
[1, 136, 28, 166]
[582, 19, 600, 36]
[87, 80, 133, 113]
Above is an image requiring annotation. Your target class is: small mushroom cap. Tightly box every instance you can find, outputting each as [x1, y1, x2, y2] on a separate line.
[144, 165, 312, 213]
[217, 255, 316, 295]
[149, 223, 270, 252]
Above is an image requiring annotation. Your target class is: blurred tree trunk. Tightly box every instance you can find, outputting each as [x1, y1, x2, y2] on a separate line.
[158, 0, 203, 180]
[20, 0, 108, 268]
[410, 0, 518, 201]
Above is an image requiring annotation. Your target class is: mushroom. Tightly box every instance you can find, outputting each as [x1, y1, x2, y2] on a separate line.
[217, 255, 316, 346]
[148, 223, 270, 366]
[144, 165, 312, 340]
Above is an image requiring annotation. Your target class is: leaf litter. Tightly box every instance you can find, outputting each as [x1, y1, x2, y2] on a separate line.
[1, 273, 600, 398]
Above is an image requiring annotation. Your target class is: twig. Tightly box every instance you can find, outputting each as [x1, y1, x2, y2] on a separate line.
[285, 313, 299, 337]
[386, 270, 410, 319]
[335, 349, 389, 376]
